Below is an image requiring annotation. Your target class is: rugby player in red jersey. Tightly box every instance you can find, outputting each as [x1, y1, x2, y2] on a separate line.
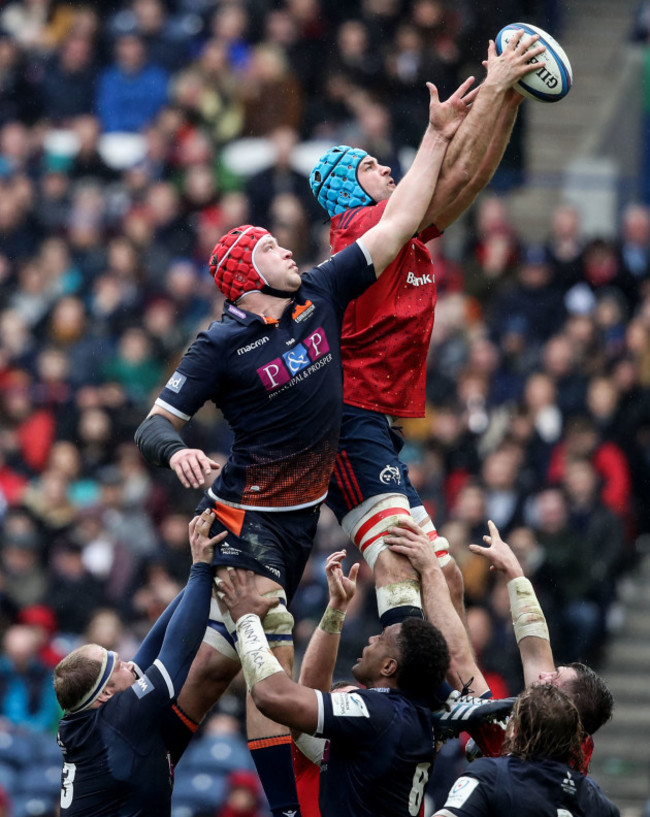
[310, 31, 544, 630]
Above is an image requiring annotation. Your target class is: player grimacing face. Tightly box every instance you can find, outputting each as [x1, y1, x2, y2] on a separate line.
[357, 155, 395, 203]
[253, 234, 302, 293]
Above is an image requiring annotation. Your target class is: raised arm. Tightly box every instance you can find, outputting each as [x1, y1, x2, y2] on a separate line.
[153, 511, 227, 693]
[422, 31, 545, 232]
[434, 89, 524, 231]
[469, 520, 555, 687]
[220, 568, 321, 735]
[360, 77, 477, 276]
[385, 518, 490, 695]
[298, 550, 359, 691]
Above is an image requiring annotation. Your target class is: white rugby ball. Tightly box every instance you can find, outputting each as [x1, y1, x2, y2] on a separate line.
[495, 22, 573, 103]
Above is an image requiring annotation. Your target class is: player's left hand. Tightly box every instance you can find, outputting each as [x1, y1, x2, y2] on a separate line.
[325, 550, 359, 612]
[385, 516, 440, 577]
[218, 568, 280, 623]
[468, 519, 524, 578]
[427, 76, 479, 142]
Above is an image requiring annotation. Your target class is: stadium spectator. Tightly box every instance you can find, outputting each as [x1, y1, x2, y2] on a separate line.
[96, 33, 168, 133]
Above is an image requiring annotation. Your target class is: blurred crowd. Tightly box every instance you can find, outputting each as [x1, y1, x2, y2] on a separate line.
[0, 0, 646, 813]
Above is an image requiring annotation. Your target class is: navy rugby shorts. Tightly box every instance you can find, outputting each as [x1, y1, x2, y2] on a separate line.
[326, 404, 421, 523]
[195, 493, 319, 603]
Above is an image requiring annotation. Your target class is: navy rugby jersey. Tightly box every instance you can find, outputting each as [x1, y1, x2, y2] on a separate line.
[58, 662, 179, 817]
[437, 755, 620, 817]
[315, 687, 436, 817]
[57, 563, 212, 817]
[156, 242, 376, 511]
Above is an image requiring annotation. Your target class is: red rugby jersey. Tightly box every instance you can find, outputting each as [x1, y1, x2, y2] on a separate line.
[330, 199, 440, 418]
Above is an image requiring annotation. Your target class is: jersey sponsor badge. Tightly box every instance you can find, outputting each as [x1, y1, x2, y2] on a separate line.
[444, 776, 479, 808]
[331, 692, 370, 718]
[165, 371, 187, 393]
[132, 675, 154, 698]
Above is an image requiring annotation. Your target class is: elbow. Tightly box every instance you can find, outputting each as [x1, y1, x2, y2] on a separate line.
[251, 685, 284, 722]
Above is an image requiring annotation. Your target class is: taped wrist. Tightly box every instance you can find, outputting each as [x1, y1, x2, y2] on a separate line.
[235, 614, 285, 692]
[507, 577, 550, 643]
[134, 414, 187, 468]
[319, 606, 346, 634]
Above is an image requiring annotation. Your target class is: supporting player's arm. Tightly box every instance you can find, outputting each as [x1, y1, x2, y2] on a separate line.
[469, 520, 554, 687]
[135, 404, 220, 489]
[220, 569, 321, 735]
[420, 31, 545, 232]
[385, 518, 490, 695]
[298, 550, 359, 692]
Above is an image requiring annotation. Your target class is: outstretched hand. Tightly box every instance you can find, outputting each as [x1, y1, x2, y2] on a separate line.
[325, 550, 359, 611]
[217, 568, 280, 623]
[426, 76, 479, 143]
[482, 29, 546, 92]
[468, 520, 524, 579]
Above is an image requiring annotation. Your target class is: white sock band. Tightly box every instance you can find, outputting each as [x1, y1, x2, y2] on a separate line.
[235, 614, 285, 692]
[507, 576, 550, 643]
[376, 580, 422, 618]
[342, 494, 411, 571]
[410, 506, 452, 567]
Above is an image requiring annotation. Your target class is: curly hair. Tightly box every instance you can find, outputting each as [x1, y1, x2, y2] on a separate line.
[562, 662, 614, 736]
[503, 684, 584, 768]
[395, 618, 450, 707]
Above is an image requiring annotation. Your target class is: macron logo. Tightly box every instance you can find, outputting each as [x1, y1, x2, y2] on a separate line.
[406, 271, 432, 287]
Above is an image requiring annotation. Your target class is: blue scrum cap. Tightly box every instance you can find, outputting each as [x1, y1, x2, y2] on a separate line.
[309, 145, 374, 217]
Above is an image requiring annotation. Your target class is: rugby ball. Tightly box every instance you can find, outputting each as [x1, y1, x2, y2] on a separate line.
[495, 22, 572, 103]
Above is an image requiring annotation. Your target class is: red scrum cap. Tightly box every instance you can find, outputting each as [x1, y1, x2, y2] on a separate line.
[210, 225, 271, 302]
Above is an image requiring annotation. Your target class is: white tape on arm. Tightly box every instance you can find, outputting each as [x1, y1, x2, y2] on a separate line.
[507, 576, 550, 643]
[235, 613, 285, 692]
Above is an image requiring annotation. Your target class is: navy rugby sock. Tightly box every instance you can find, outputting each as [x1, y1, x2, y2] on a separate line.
[249, 735, 302, 817]
[379, 605, 424, 628]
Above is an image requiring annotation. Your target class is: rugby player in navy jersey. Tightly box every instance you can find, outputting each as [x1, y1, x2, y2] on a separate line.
[135, 76, 480, 817]
[218, 565, 451, 817]
[387, 518, 614, 772]
[434, 684, 619, 817]
[53, 510, 224, 817]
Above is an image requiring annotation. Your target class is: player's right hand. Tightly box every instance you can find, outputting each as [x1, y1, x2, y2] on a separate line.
[170, 448, 220, 489]
[325, 550, 359, 611]
[385, 516, 440, 576]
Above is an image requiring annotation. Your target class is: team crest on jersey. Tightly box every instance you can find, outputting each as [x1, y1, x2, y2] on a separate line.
[379, 464, 401, 485]
[257, 327, 330, 391]
[166, 372, 187, 393]
[133, 675, 153, 699]
[293, 300, 315, 323]
[331, 692, 370, 718]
